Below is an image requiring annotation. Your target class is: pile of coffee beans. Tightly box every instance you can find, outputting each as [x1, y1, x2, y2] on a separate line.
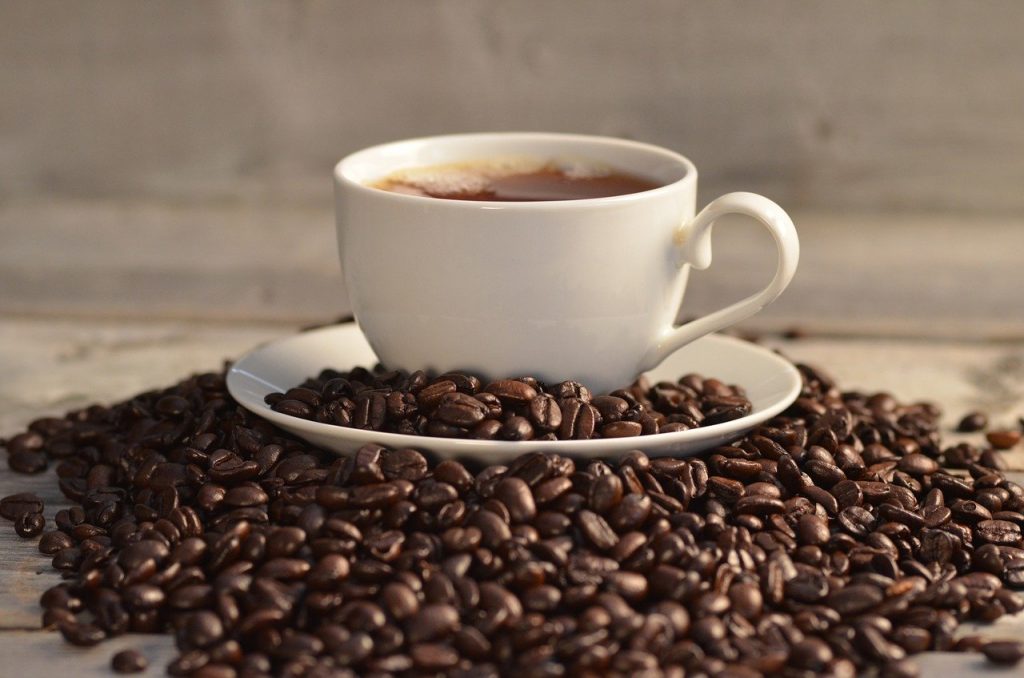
[3, 362, 1024, 677]
[265, 367, 752, 441]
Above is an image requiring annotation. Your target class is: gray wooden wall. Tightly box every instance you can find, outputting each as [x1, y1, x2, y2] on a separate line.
[4, 0, 1024, 212]
[2, 1, 1023, 335]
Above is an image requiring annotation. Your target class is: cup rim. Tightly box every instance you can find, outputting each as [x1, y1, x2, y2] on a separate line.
[334, 132, 697, 209]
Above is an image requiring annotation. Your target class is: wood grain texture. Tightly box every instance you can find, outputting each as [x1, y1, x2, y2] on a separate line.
[2, 1, 1024, 213]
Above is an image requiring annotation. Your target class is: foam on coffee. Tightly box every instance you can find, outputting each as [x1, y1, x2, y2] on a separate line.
[369, 156, 661, 202]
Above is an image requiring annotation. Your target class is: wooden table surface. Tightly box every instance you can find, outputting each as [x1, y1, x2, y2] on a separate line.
[1, 317, 1023, 675]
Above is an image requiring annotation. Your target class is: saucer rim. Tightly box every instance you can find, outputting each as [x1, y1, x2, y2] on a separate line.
[226, 323, 802, 456]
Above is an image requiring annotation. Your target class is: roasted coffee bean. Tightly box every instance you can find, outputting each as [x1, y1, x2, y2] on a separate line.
[529, 394, 563, 432]
[983, 640, 1024, 665]
[14, 511, 45, 537]
[987, 430, 1022, 450]
[59, 621, 105, 647]
[111, 649, 148, 673]
[954, 411, 987, 434]
[589, 474, 624, 514]
[483, 379, 538, 404]
[38, 530, 74, 555]
[494, 477, 536, 523]
[406, 604, 460, 643]
[797, 514, 830, 546]
[8, 450, 48, 473]
[977, 519, 1022, 544]
[0, 492, 43, 520]
[577, 510, 619, 550]
[435, 393, 488, 428]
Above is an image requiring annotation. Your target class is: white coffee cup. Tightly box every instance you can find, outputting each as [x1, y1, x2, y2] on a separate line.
[334, 133, 798, 394]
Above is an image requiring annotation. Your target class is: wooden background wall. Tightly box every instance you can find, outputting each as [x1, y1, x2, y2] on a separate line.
[2, 0, 1023, 335]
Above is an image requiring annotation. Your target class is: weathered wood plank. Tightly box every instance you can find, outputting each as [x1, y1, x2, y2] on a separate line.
[3, 1, 1024, 213]
[0, 631, 177, 676]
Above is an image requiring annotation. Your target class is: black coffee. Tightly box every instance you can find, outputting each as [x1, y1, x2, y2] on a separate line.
[370, 158, 662, 201]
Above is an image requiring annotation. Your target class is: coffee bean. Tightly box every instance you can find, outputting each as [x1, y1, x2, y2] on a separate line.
[381, 448, 428, 481]
[601, 421, 643, 438]
[987, 430, 1022, 450]
[797, 514, 830, 546]
[38, 530, 74, 555]
[15, 511, 45, 537]
[0, 492, 43, 520]
[494, 477, 536, 523]
[111, 649, 148, 673]
[577, 510, 618, 550]
[957, 412, 988, 432]
[589, 474, 624, 514]
[8, 449, 48, 473]
[829, 584, 884, 615]
[529, 394, 563, 432]
[59, 622, 105, 647]
[483, 379, 538, 404]
[983, 640, 1024, 665]
[977, 519, 1022, 544]
[435, 392, 488, 427]
[407, 603, 460, 643]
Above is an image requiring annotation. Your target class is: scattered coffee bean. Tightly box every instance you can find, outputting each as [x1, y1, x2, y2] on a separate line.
[982, 640, 1024, 665]
[111, 648, 148, 673]
[987, 430, 1022, 450]
[0, 493, 43, 520]
[957, 411, 988, 432]
[14, 511, 44, 538]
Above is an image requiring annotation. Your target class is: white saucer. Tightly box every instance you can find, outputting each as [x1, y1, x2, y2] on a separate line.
[226, 324, 802, 462]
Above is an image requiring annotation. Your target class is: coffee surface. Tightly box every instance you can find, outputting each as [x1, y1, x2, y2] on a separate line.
[370, 158, 662, 201]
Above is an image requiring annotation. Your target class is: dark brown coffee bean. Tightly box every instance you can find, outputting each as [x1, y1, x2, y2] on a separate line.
[533, 477, 572, 505]
[528, 394, 562, 432]
[589, 474, 623, 514]
[417, 380, 457, 412]
[797, 514, 830, 546]
[435, 392, 488, 427]
[407, 603, 460, 643]
[559, 400, 598, 440]
[483, 379, 537, 404]
[983, 640, 1024, 665]
[828, 584, 883, 615]
[500, 416, 535, 441]
[577, 510, 618, 550]
[735, 495, 785, 516]
[957, 412, 988, 432]
[15, 511, 45, 537]
[111, 649, 148, 673]
[411, 642, 460, 670]
[38, 530, 74, 555]
[185, 611, 224, 648]
[601, 421, 643, 438]
[494, 477, 536, 523]
[897, 453, 939, 476]
[8, 450, 48, 473]
[977, 519, 1022, 544]
[0, 492, 43, 520]
[708, 476, 745, 503]
[591, 395, 629, 421]
[59, 621, 105, 647]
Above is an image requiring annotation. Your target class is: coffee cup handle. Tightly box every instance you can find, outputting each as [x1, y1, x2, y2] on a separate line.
[644, 192, 800, 368]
